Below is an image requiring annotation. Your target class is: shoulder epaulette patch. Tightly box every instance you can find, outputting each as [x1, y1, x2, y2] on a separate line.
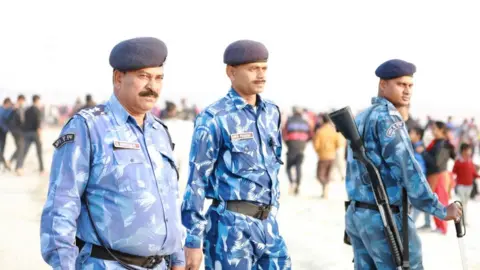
[53, 134, 75, 149]
[386, 121, 404, 137]
[82, 105, 106, 116]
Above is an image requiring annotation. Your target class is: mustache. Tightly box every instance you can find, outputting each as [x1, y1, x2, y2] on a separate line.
[138, 88, 158, 98]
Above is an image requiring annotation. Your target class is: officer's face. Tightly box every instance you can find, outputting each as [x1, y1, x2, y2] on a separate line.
[228, 62, 267, 96]
[380, 76, 413, 107]
[114, 67, 164, 114]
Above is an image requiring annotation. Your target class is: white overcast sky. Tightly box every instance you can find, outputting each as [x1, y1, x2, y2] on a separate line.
[1, 0, 479, 120]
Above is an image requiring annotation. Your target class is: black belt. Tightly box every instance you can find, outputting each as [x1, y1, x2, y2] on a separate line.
[212, 199, 271, 220]
[75, 237, 165, 269]
[351, 201, 400, 213]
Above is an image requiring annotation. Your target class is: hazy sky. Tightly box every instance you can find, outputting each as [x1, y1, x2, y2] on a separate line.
[1, 0, 479, 120]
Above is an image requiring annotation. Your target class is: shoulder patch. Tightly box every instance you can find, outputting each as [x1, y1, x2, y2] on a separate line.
[79, 105, 106, 117]
[53, 133, 75, 149]
[386, 121, 404, 137]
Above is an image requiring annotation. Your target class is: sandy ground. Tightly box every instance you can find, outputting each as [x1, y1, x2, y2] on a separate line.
[0, 126, 479, 270]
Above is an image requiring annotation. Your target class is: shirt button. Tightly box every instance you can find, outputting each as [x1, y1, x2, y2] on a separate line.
[130, 158, 135, 163]
[165, 218, 169, 222]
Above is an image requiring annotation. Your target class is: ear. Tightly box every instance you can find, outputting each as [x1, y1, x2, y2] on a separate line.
[379, 79, 388, 94]
[226, 65, 235, 81]
[113, 70, 124, 88]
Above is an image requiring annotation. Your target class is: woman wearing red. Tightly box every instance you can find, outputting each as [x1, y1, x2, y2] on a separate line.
[424, 121, 456, 234]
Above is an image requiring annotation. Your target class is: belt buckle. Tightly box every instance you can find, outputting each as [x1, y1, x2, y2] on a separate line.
[259, 205, 271, 220]
[142, 255, 162, 269]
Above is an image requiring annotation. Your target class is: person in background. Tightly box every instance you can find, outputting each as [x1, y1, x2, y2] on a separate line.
[22, 94, 45, 175]
[409, 127, 431, 230]
[424, 121, 456, 234]
[0, 98, 14, 171]
[313, 114, 339, 199]
[282, 106, 311, 195]
[452, 143, 479, 225]
[8, 94, 27, 176]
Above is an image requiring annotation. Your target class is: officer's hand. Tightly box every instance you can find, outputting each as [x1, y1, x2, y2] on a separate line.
[444, 202, 463, 221]
[172, 266, 186, 270]
[185, 247, 203, 270]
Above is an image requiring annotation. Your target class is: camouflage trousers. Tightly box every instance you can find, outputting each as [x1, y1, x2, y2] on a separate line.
[345, 202, 424, 270]
[75, 243, 167, 270]
[203, 205, 292, 270]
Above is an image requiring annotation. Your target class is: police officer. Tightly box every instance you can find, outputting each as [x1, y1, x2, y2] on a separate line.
[40, 37, 185, 270]
[181, 40, 291, 270]
[344, 59, 462, 269]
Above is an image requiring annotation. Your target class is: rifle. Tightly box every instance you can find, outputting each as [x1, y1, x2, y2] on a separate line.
[328, 106, 406, 270]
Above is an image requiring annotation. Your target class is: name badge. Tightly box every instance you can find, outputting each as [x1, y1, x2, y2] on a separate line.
[231, 132, 254, 141]
[113, 140, 141, 150]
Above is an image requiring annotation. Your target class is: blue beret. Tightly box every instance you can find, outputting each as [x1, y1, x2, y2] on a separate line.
[223, 40, 268, 66]
[109, 37, 168, 72]
[375, 59, 416, 80]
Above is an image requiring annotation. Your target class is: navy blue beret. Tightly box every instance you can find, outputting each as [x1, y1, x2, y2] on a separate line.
[375, 59, 416, 80]
[223, 40, 268, 66]
[109, 37, 168, 72]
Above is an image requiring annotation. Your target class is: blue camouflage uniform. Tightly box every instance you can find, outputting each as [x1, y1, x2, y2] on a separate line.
[40, 94, 185, 270]
[345, 96, 447, 269]
[181, 88, 291, 270]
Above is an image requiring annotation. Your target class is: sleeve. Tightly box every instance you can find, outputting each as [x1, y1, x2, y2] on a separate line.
[376, 113, 447, 220]
[313, 130, 321, 152]
[180, 114, 221, 249]
[271, 120, 284, 212]
[170, 249, 185, 267]
[452, 161, 459, 176]
[472, 162, 480, 178]
[40, 116, 91, 269]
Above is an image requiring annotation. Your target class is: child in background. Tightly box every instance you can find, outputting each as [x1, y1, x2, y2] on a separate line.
[452, 143, 479, 225]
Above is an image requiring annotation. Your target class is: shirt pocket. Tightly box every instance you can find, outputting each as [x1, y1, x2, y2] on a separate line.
[229, 139, 261, 173]
[112, 149, 150, 192]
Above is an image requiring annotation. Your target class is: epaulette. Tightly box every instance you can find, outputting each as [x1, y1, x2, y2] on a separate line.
[78, 105, 107, 118]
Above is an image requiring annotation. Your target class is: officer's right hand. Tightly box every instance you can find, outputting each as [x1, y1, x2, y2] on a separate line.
[185, 247, 203, 270]
[444, 202, 463, 221]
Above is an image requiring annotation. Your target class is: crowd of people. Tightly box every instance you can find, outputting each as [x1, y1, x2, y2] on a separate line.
[0, 94, 45, 176]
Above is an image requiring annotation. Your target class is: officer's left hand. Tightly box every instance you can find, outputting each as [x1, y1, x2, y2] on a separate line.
[172, 266, 185, 270]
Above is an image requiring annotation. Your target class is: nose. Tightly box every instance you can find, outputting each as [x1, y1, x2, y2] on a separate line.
[146, 78, 162, 92]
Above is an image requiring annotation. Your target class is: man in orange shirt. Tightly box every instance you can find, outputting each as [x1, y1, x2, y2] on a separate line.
[313, 114, 339, 198]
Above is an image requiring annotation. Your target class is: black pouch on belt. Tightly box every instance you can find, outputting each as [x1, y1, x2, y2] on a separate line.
[344, 201, 352, 245]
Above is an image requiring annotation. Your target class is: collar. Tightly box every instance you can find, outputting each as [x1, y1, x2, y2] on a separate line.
[227, 88, 267, 111]
[413, 141, 424, 147]
[371, 96, 393, 106]
[372, 96, 402, 118]
[107, 94, 157, 127]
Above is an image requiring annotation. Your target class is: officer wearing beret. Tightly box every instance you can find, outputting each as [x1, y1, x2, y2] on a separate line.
[181, 40, 291, 270]
[344, 59, 463, 269]
[40, 37, 186, 270]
